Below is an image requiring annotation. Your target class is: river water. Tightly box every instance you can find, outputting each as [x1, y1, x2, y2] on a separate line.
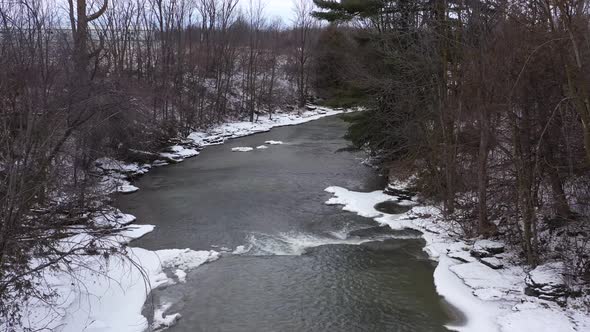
[117, 115, 453, 332]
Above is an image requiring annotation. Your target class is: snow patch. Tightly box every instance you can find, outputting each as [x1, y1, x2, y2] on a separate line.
[232, 147, 254, 152]
[174, 269, 187, 283]
[17, 222, 218, 332]
[160, 145, 199, 162]
[152, 302, 182, 331]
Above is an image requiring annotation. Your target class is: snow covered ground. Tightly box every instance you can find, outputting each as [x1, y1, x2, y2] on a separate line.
[188, 108, 345, 147]
[325, 185, 590, 332]
[15, 209, 219, 332]
[14, 106, 350, 332]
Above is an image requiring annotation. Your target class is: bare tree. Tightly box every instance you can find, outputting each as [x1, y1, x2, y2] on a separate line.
[292, 0, 315, 108]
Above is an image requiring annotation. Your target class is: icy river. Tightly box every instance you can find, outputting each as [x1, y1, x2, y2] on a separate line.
[117, 115, 455, 332]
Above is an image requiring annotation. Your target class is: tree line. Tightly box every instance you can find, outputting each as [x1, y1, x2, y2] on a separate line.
[313, 0, 590, 275]
[0, 0, 319, 325]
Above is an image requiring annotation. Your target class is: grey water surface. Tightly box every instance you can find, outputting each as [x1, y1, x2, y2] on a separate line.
[117, 115, 454, 332]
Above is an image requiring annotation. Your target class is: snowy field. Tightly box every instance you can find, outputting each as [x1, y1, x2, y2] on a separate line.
[14, 106, 349, 332]
[325, 184, 590, 332]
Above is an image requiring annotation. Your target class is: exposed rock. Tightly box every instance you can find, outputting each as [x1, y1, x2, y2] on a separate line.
[383, 185, 415, 201]
[480, 257, 504, 270]
[525, 262, 570, 303]
[95, 158, 150, 178]
[153, 160, 169, 167]
[470, 239, 505, 258]
[447, 242, 476, 263]
[159, 145, 199, 163]
[126, 149, 160, 164]
[159, 154, 184, 164]
[203, 135, 225, 145]
[449, 250, 475, 263]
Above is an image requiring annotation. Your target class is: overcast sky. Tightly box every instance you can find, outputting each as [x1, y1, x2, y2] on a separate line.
[251, 0, 297, 23]
[53, 0, 301, 27]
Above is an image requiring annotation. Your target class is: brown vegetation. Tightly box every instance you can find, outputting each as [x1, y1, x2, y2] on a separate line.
[0, 0, 320, 325]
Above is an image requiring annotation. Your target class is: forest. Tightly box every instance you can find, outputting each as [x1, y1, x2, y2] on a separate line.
[313, 0, 590, 274]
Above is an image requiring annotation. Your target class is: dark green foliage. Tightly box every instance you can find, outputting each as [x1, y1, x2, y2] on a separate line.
[312, 0, 444, 163]
[313, 0, 385, 22]
[341, 110, 411, 161]
[320, 86, 368, 108]
[341, 111, 379, 149]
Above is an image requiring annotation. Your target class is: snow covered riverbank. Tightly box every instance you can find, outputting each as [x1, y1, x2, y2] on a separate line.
[21, 228, 219, 331]
[96, 107, 347, 194]
[325, 184, 590, 332]
[14, 107, 350, 331]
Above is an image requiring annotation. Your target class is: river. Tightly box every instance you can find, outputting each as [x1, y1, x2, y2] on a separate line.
[116, 115, 454, 332]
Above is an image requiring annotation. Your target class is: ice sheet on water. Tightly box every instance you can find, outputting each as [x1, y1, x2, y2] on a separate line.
[152, 302, 181, 331]
[232, 147, 254, 152]
[17, 230, 219, 332]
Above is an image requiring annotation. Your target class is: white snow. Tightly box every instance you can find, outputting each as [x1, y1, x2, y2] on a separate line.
[117, 182, 140, 194]
[99, 174, 140, 194]
[435, 256, 501, 332]
[174, 269, 187, 283]
[232, 147, 254, 152]
[232, 245, 249, 255]
[93, 210, 137, 227]
[160, 145, 199, 161]
[527, 261, 565, 286]
[188, 107, 345, 150]
[325, 186, 402, 218]
[265, 140, 284, 145]
[499, 307, 576, 332]
[324, 185, 590, 332]
[472, 239, 505, 255]
[256, 145, 268, 149]
[152, 302, 182, 331]
[16, 215, 219, 332]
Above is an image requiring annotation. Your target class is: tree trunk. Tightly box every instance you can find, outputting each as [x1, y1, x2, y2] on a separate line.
[477, 107, 493, 235]
[70, 0, 108, 81]
[541, 131, 572, 219]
